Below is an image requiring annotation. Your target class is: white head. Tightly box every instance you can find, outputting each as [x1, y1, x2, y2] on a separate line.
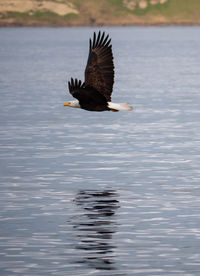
[63, 100, 80, 108]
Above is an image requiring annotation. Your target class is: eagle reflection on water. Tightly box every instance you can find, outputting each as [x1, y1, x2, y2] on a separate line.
[73, 189, 120, 271]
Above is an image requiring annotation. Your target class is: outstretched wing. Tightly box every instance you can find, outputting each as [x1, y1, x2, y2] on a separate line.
[84, 31, 114, 102]
[68, 78, 85, 97]
[68, 77, 108, 111]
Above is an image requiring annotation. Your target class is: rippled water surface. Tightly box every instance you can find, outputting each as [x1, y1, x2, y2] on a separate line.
[1, 27, 200, 275]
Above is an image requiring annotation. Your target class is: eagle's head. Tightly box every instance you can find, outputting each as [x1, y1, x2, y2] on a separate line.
[64, 101, 80, 108]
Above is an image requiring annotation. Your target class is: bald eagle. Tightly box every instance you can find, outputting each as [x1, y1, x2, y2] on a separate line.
[64, 31, 133, 112]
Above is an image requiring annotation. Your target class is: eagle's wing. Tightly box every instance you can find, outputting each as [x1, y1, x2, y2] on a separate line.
[68, 78, 85, 97]
[68, 78, 107, 105]
[84, 31, 114, 102]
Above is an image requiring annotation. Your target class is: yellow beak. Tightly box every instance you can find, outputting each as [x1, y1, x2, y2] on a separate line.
[64, 102, 70, 106]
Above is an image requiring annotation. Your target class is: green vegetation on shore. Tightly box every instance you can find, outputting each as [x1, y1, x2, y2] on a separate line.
[1, 0, 200, 26]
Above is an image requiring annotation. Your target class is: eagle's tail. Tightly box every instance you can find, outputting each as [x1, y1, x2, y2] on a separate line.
[108, 102, 133, 111]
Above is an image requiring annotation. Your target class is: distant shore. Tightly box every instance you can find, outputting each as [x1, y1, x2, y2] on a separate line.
[1, 0, 200, 28]
[1, 22, 200, 27]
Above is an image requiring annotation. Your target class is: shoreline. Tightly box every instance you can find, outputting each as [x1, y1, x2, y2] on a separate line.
[1, 0, 200, 28]
[1, 22, 200, 27]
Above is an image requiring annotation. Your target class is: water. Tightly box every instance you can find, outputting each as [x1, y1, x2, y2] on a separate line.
[1, 26, 200, 275]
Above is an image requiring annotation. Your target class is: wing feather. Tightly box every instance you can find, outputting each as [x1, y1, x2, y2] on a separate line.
[68, 78, 85, 97]
[85, 31, 114, 101]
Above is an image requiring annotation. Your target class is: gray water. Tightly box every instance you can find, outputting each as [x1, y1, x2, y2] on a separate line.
[0, 27, 200, 275]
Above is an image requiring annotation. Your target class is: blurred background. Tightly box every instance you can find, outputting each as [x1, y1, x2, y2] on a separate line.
[1, 0, 200, 26]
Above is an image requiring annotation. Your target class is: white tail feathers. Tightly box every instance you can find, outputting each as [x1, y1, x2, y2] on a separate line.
[108, 102, 133, 111]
